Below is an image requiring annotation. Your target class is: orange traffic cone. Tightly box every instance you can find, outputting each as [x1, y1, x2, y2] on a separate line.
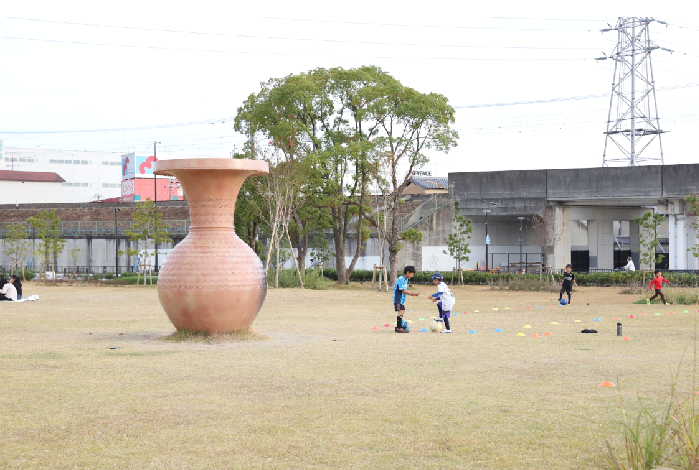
[531, 333, 540, 338]
[599, 381, 616, 387]
[543, 332, 552, 336]
[622, 336, 631, 341]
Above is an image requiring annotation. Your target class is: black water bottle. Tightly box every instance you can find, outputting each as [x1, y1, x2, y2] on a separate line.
[617, 322, 622, 336]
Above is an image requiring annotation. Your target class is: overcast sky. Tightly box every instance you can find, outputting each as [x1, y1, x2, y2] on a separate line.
[1, 1, 698, 174]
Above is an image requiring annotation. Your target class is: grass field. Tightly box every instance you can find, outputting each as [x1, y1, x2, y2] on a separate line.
[1, 283, 698, 468]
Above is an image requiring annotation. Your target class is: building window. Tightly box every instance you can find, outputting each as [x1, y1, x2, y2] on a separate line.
[102, 183, 120, 188]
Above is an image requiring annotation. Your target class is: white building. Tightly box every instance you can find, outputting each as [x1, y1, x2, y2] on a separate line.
[1, 147, 124, 203]
[0, 169, 65, 205]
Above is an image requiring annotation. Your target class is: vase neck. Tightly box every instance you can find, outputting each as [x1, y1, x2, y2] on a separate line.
[170, 169, 252, 229]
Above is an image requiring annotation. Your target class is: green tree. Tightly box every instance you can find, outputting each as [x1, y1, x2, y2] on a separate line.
[443, 202, 473, 285]
[119, 198, 172, 285]
[687, 194, 699, 260]
[634, 210, 666, 272]
[3, 223, 29, 280]
[233, 152, 266, 253]
[367, 71, 458, 283]
[27, 209, 65, 281]
[235, 65, 457, 284]
[235, 67, 373, 284]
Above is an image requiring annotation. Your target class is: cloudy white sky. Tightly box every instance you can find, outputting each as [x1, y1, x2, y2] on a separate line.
[1, 1, 698, 174]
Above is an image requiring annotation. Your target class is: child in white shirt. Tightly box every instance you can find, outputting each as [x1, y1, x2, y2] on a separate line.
[430, 272, 456, 333]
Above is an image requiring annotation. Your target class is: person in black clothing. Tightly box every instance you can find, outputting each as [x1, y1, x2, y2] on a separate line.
[559, 264, 578, 305]
[10, 275, 22, 300]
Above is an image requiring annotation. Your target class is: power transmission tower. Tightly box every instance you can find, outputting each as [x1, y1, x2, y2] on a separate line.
[597, 18, 673, 166]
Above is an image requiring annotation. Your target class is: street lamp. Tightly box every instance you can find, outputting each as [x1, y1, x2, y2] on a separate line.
[518, 217, 525, 274]
[483, 210, 491, 272]
[111, 207, 121, 276]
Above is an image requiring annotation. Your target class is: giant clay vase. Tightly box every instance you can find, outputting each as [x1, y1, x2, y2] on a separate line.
[153, 158, 269, 332]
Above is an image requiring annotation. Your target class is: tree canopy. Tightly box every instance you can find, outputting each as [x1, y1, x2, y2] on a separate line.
[235, 65, 458, 284]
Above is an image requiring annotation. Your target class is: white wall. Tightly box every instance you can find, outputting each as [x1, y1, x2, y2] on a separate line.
[4, 147, 125, 203]
[0, 180, 62, 205]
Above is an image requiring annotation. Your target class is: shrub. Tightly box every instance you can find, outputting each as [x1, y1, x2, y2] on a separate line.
[619, 280, 646, 295]
[489, 277, 560, 292]
[635, 288, 699, 305]
[0, 268, 36, 281]
[271, 269, 331, 290]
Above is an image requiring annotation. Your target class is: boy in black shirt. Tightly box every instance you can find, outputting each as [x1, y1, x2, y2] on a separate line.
[559, 264, 578, 305]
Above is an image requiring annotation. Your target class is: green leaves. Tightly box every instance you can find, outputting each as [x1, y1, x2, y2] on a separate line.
[443, 202, 473, 273]
[686, 194, 699, 259]
[27, 209, 66, 276]
[119, 198, 172, 261]
[3, 223, 29, 267]
[235, 65, 458, 284]
[634, 210, 666, 270]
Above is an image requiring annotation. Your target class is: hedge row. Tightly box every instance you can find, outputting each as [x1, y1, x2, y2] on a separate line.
[317, 268, 699, 287]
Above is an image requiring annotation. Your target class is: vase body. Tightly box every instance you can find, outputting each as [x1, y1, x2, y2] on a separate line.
[153, 158, 269, 332]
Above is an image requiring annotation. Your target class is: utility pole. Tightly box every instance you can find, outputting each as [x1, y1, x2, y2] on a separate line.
[597, 17, 672, 166]
[483, 210, 491, 272]
[112, 207, 121, 276]
[518, 217, 525, 273]
[153, 141, 161, 273]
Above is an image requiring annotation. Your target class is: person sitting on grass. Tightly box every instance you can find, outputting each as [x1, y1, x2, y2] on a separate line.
[393, 266, 419, 333]
[0, 278, 18, 301]
[648, 269, 671, 305]
[10, 275, 22, 300]
[430, 272, 456, 333]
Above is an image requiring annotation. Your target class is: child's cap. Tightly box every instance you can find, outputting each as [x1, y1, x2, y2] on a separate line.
[430, 272, 443, 281]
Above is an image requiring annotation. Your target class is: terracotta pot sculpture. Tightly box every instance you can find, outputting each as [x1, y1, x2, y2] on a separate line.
[153, 158, 269, 332]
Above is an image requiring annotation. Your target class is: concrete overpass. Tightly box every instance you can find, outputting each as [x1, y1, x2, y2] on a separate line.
[444, 163, 699, 272]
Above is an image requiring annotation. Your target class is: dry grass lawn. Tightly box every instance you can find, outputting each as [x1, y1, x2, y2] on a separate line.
[1, 282, 699, 469]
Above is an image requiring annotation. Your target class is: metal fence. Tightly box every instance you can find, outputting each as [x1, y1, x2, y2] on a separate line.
[0, 220, 190, 238]
[0, 265, 145, 275]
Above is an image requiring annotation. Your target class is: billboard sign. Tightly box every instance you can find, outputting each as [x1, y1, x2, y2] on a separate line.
[135, 155, 158, 177]
[121, 153, 135, 181]
[121, 178, 135, 201]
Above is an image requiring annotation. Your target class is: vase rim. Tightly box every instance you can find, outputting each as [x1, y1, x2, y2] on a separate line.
[153, 158, 269, 177]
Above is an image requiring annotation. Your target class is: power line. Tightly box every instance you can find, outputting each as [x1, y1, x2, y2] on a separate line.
[2, 36, 595, 61]
[3, 16, 601, 50]
[455, 82, 699, 109]
[260, 16, 599, 31]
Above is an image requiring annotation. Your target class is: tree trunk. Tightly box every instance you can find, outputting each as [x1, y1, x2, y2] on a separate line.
[284, 222, 305, 289]
[345, 183, 367, 282]
[389, 248, 400, 287]
[249, 222, 258, 251]
[333, 225, 347, 284]
[275, 237, 280, 288]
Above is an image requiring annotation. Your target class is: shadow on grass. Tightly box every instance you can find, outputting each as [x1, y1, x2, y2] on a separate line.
[161, 328, 270, 344]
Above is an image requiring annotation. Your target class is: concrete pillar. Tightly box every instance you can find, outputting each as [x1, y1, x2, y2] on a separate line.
[552, 205, 571, 271]
[588, 220, 598, 268]
[629, 221, 641, 269]
[596, 210, 614, 270]
[687, 217, 699, 270]
[669, 199, 687, 270]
